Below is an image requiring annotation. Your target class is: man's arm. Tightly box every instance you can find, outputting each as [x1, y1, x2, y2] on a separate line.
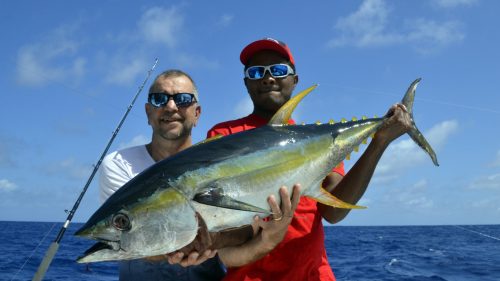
[319, 104, 413, 223]
[164, 185, 301, 267]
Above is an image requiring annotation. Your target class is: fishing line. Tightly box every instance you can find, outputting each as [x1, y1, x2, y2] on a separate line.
[10, 222, 58, 281]
[323, 82, 500, 115]
[453, 225, 500, 241]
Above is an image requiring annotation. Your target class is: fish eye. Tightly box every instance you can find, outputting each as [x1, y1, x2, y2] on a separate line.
[112, 212, 131, 231]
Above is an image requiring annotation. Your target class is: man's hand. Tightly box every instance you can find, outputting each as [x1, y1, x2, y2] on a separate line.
[375, 103, 412, 145]
[253, 184, 301, 251]
[144, 249, 217, 266]
[218, 184, 302, 267]
[166, 249, 217, 266]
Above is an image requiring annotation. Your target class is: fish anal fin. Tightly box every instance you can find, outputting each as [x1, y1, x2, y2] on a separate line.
[305, 187, 366, 209]
[193, 188, 271, 214]
[268, 84, 317, 125]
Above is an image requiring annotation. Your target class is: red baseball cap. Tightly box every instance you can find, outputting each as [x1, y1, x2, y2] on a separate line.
[240, 38, 295, 66]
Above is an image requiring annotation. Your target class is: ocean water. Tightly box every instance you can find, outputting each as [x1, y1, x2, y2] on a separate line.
[1, 222, 499, 281]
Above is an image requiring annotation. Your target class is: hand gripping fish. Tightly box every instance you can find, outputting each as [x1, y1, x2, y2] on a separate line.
[75, 78, 438, 263]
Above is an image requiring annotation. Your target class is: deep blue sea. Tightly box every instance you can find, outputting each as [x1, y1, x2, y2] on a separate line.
[1, 222, 499, 281]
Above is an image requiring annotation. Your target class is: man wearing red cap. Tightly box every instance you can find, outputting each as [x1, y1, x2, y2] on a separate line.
[206, 38, 414, 280]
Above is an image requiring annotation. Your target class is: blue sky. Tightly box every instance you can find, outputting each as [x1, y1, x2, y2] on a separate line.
[1, 0, 499, 226]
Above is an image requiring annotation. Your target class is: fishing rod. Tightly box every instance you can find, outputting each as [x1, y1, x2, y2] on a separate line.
[32, 58, 158, 281]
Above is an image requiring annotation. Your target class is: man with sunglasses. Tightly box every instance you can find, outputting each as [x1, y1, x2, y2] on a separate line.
[99, 67, 300, 281]
[99, 69, 225, 280]
[205, 38, 415, 280]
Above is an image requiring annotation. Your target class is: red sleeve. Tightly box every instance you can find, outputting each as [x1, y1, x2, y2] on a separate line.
[332, 161, 345, 176]
[206, 126, 230, 139]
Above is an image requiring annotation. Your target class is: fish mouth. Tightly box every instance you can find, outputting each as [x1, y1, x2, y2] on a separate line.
[76, 236, 127, 263]
[76, 240, 121, 263]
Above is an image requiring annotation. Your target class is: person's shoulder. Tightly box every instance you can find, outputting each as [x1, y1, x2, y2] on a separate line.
[210, 115, 252, 129]
[103, 145, 147, 165]
[207, 115, 254, 137]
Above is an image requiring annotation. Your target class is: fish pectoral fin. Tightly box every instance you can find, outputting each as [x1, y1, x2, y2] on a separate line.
[305, 186, 366, 209]
[193, 188, 272, 214]
[268, 84, 318, 125]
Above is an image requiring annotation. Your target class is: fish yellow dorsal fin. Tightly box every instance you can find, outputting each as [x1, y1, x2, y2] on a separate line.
[268, 84, 318, 125]
[194, 134, 224, 146]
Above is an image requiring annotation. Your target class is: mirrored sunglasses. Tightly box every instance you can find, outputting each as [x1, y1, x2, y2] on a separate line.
[244, 64, 295, 80]
[148, 92, 196, 108]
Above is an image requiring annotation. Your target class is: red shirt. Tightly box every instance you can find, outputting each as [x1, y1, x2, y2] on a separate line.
[207, 114, 344, 281]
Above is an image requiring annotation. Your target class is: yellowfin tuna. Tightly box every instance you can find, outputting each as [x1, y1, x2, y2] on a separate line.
[75, 78, 438, 263]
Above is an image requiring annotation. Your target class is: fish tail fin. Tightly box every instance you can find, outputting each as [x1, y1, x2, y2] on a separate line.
[402, 78, 439, 166]
[305, 186, 366, 209]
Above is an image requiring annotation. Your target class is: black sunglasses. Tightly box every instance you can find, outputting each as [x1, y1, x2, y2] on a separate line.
[148, 93, 197, 108]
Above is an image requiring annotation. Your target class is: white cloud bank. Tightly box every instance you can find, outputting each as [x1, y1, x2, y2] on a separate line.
[435, 0, 478, 8]
[468, 173, 500, 190]
[138, 6, 184, 48]
[0, 179, 18, 192]
[374, 120, 458, 183]
[327, 0, 465, 53]
[43, 158, 92, 180]
[104, 6, 218, 85]
[16, 24, 86, 87]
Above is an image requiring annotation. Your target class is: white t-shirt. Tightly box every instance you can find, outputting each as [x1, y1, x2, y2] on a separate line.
[98, 144, 226, 280]
[99, 145, 154, 203]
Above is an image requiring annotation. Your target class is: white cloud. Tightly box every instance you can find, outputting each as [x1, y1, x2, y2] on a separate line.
[43, 158, 92, 180]
[382, 179, 434, 209]
[105, 57, 150, 85]
[471, 197, 500, 213]
[328, 0, 403, 48]
[490, 150, 500, 167]
[217, 14, 234, 27]
[138, 6, 184, 48]
[16, 24, 86, 86]
[423, 119, 459, 149]
[406, 196, 434, 208]
[173, 53, 220, 70]
[375, 120, 458, 180]
[407, 19, 465, 54]
[0, 179, 18, 192]
[103, 6, 188, 85]
[468, 173, 500, 190]
[435, 0, 478, 8]
[118, 135, 149, 150]
[328, 0, 465, 53]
